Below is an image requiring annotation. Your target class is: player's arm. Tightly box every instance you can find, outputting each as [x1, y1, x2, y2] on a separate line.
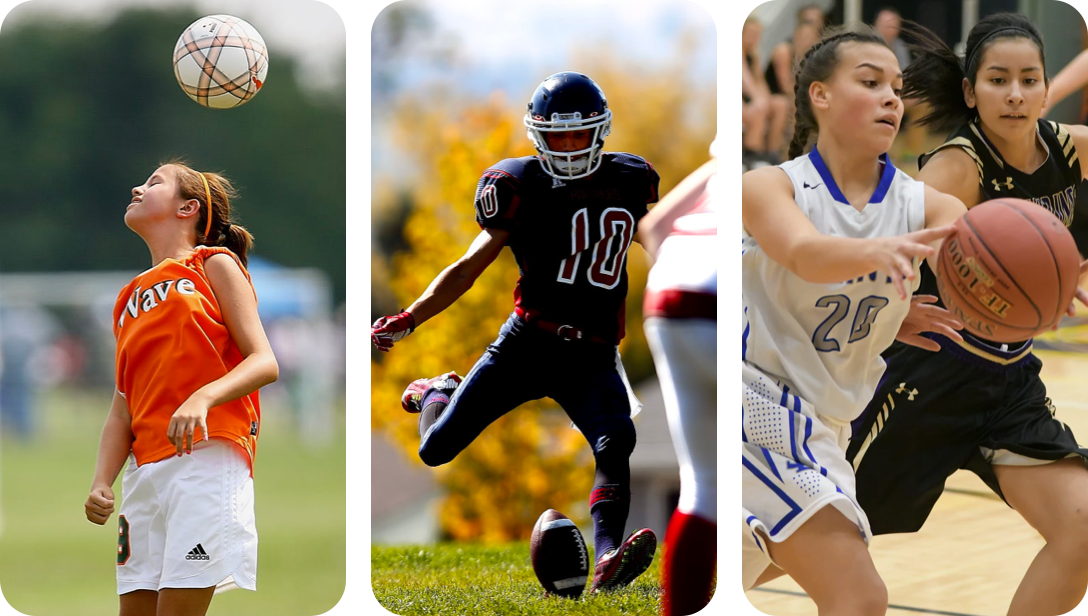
[914, 147, 982, 208]
[637, 158, 715, 259]
[195, 253, 280, 403]
[742, 166, 953, 299]
[90, 391, 132, 491]
[909, 148, 977, 329]
[406, 228, 509, 324]
[1042, 50, 1088, 118]
[742, 166, 874, 282]
[86, 389, 133, 525]
[921, 185, 968, 273]
[891, 185, 968, 351]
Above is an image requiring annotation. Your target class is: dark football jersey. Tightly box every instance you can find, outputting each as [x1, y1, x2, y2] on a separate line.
[916, 117, 1082, 349]
[473, 152, 660, 343]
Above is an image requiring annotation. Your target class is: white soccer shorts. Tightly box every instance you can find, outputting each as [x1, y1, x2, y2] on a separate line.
[741, 362, 871, 591]
[117, 439, 257, 595]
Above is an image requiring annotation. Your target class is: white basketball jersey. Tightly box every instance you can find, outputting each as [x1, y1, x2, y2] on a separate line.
[742, 150, 926, 424]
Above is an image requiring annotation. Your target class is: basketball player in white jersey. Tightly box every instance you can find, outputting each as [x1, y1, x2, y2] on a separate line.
[641, 138, 718, 616]
[741, 26, 966, 612]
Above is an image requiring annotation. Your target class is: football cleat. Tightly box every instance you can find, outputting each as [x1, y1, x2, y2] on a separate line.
[589, 528, 657, 594]
[400, 372, 462, 413]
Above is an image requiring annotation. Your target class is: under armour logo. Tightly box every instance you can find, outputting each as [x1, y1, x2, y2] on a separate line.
[895, 383, 918, 401]
[803, 182, 822, 190]
[992, 177, 1015, 191]
[552, 177, 567, 189]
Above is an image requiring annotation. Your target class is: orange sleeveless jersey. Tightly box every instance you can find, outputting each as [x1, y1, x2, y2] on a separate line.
[113, 246, 260, 473]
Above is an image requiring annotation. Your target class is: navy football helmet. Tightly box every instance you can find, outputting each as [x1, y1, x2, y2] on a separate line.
[524, 72, 612, 180]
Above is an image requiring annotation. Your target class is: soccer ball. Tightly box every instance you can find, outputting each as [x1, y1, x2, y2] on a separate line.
[173, 15, 269, 109]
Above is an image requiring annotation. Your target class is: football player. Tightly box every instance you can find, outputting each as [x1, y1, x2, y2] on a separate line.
[373, 71, 660, 593]
[642, 138, 717, 616]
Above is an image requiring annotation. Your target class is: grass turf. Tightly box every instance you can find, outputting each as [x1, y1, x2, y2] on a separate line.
[372, 542, 664, 616]
[0, 387, 345, 616]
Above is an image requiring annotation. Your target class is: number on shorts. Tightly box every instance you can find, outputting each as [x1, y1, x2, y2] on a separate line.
[117, 515, 130, 565]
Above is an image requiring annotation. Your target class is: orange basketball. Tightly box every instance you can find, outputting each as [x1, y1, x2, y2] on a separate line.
[935, 198, 1080, 343]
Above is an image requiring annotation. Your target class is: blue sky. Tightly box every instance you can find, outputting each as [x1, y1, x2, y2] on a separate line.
[371, 0, 717, 178]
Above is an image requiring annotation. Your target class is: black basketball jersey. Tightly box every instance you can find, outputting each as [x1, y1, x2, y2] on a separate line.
[915, 117, 1082, 351]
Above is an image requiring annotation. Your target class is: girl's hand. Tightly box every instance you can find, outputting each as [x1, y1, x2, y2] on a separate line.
[85, 484, 115, 525]
[868, 226, 956, 300]
[1055, 260, 1088, 330]
[167, 394, 210, 456]
[896, 295, 963, 351]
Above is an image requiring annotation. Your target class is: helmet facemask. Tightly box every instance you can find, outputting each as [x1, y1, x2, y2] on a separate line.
[524, 110, 612, 180]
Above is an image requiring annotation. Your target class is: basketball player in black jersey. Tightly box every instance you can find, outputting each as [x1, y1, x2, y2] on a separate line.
[845, 15, 1088, 616]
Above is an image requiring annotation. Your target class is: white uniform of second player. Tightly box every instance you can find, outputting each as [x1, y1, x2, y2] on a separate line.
[644, 161, 718, 524]
[741, 149, 925, 590]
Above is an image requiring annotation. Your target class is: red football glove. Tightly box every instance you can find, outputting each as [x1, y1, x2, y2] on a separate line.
[372, 311, 415, 352]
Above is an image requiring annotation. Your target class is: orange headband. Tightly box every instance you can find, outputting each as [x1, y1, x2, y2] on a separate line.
[197, 172, 212, 240]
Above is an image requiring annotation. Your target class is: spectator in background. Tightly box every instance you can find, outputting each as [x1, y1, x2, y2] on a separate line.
[742, 17, 790, 167]
[0, 305, 59, 439]
[875, 8, 912, 70]
[798, 4, 826, 32]
[767, 21, 821, 97]
[874, 7, 924, 163]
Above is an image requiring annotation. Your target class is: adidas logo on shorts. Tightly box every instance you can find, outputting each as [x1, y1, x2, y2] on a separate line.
[185, 543, 210, 561]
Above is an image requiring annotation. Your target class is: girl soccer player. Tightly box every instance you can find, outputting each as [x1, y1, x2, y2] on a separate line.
[847, 14, 1088, 616]
[83, 162, 278, 616]
[741, 26, 965, 613]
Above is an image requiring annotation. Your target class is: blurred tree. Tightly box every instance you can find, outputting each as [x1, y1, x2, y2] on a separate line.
[0, 8, 346, 301]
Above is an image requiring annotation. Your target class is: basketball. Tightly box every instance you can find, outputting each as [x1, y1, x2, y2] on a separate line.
[935, 198, 1080, 343]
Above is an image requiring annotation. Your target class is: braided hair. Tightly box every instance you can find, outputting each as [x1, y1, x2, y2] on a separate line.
[787, 26, 893, 159]
[900, 13, 1046, 133]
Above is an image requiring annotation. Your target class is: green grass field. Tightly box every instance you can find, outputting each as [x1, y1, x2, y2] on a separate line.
[372, 543, 666, 616]
[0, 388, 345, 616]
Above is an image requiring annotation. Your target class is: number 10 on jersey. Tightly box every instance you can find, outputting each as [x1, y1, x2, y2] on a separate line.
[557, 207, 635, 290]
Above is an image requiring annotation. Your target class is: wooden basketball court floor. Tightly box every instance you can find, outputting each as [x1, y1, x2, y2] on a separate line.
[745, 348, 1088, 616]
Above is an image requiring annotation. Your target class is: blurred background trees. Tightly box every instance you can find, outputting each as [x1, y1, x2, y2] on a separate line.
[0, 7, 346, 302]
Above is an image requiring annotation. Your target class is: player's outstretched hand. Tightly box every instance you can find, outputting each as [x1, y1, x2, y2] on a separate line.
[167, 395, 210, 457]
[896, 295, 963, 351]
[1053, 259, 1088, 330]
[372, 311, 415, 352]
[85, 485, 115, 525]
[870, 226, 956, 300]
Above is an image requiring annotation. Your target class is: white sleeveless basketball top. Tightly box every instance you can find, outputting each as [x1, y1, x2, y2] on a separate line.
[742, 149, 926, 424]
